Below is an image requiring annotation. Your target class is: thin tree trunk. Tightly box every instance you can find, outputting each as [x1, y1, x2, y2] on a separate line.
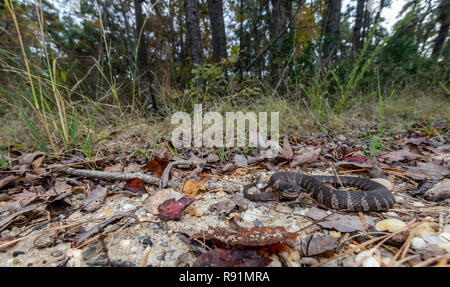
[207, 0, 227, 62]
[134, 0, 156, 110]
[322, 0, 342, 61]
[432, 0, 450, 57]
[352, 0, 364, 54]
[270, 0, 292, 82]
[183, 0, 203, 66]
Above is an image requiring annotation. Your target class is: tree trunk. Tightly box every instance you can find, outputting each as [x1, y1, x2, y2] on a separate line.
[183, 0, 203, 66]
[207, 0, 227, 62]
[432, 0, 450, 58]
[270, 0, 292, 84]
[352, 0, 364, 54]
[134, 0, 156, 110]
[322, 0, 342, 61]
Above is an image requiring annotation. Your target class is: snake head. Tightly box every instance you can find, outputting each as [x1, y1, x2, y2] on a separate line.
[273, 181, 303, 199]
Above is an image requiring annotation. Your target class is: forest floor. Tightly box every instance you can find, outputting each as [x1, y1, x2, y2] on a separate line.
[0, 93, 449, 267]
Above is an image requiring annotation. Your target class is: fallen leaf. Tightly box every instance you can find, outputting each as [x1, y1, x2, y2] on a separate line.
[205, 153, 219, 163]
[182, 180, 206, 198]
[141, 155, 169, 177]
[105, 163, 124, 172]
[300, 235, 338, 257]
[81, 186, 107, 212]
[157, 197, 195, 221]
[0, 175, 17, 190]
[40, 175, 54, 191]
[31, 156, 45, 170]
[381, 148, 423, 163]
[290, 147, 321, 168]
[54, 180, 72, 195]
[209, 200, 237, 217]
[305, 207, 377, 233]
[281, 136, 293, 160]
[19, 151, 45, 165]
[234, 154, 248, 167]
[10, 189, 37, 207]
[46, 193, 71, 218]
[423, 179, 450, 201]
[193, 249, 271, 267]
[191, 220, 297, 248]
[124, 178, 147, 195]
[143, 188, 183, 214]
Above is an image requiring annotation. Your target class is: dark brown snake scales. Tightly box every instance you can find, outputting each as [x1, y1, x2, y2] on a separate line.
[243, 172, 394, 212]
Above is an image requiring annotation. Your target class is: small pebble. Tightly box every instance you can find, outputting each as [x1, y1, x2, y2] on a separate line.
[51, 250, 63, 257]
[412, 202, 424, 207]
[254, 219, 263, 227]
[112, 237, 121, 244]
[141, 194, 149, 201]
[160, 241, 168, 247]
[354, 251, 380, 267]
[411, 237, 426, 249]
[394, 195, 406, 204]
[384, 212, 398, 217]
[138, 236, 153, 246]
[375, 219, 406, 232]
[12, 251, 25, 257]
[119, 239, 131, 248]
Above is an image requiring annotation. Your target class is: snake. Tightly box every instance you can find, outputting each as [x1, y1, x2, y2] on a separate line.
[243, 172, 395, 212]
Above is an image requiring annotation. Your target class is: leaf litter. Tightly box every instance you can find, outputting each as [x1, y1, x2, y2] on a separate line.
[0, 128, 448, 267]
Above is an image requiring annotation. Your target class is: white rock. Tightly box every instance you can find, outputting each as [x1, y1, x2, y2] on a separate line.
[438, 232, 450, 242]
[421, 234, 442, 244]
[354, 251, 380, 267]
[437, 243, 450, 252]
[141, 193, 149, 201]
[394, 195, 406, 203]
[385, 212, 398, 217]
[375, 219, 406, 232]
[119, 239, 131, 248]
[411, 237, 426, 249]
[122, 203, 134, 210]
[413, 202, 425, 207]
[381, 257, 393, 266]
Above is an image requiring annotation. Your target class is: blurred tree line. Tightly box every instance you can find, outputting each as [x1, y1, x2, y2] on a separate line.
[0, 0, 448, 113]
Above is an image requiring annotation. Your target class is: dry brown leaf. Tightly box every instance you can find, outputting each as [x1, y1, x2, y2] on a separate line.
[380, 148, 423, 163]
[305, 207, 378, 233]
[143, 188, 183, 214]
[191, 220, 298, 248]
[0, 175, 17, 190]
[82, 185, 107, 212]
[182, 180, 206, 198]
[141, 155, 169, 177]
[301, 235, 338, 257]
[281, 136, 293, 160]
[290, 147, 321, 168]
[105, 163, 124, 172]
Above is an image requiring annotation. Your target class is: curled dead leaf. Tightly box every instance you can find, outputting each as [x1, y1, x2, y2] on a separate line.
[182, 180, 206, 198]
